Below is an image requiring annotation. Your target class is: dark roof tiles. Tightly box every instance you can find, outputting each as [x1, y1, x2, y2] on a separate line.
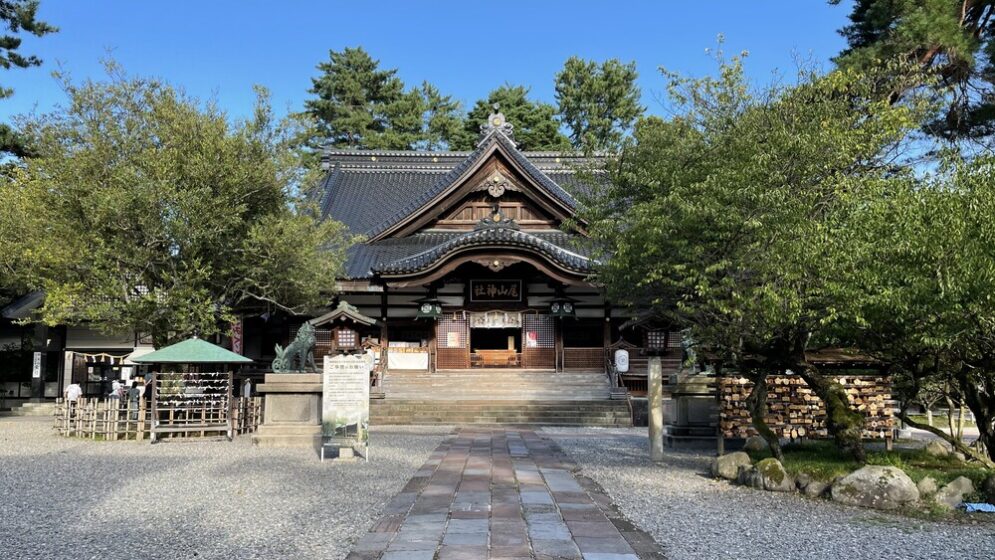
[373, 227, 593, 276]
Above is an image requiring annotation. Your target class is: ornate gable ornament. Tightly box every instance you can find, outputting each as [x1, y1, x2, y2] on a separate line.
[478, 106, 515, 146]
[475, 208, 520, 230]
[474, 170, 516, 198]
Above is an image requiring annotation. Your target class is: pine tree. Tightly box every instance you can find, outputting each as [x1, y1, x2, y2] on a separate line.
[451, 85, 570, 151]
[832, 0, 995, 148]
[305, 46, 421, 150]
[0, 1, 57, 157]
[555, 57, 643, 152]
[420, 81, 464, 150]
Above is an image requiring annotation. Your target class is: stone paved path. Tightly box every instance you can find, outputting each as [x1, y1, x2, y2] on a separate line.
[347, 428, 665, 560]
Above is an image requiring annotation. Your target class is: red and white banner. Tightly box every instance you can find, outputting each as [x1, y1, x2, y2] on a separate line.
[231, 319, 243, 355]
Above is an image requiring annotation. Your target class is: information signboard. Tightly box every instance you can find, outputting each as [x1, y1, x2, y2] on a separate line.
[32, 352, 42, 379]
[322, 355, 369, 460]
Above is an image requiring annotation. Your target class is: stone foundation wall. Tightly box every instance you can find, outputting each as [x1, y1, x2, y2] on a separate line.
[719, 375, 893, 440]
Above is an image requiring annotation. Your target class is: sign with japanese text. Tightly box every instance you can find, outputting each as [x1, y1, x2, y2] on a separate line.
[469, 279, 522, 303]
[322, 355, 370, 456]
[231, 319, 243, 355]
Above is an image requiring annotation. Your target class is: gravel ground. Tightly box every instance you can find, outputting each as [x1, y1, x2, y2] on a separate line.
[544, 427, 995, 560]
[0, 417, 450, 560]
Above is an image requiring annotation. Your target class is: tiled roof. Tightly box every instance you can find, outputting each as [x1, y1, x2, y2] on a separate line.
[344, 230, 591, 279]
[318, 130, 599, 237]
[373, 226, 594, 276]
[316, 129, 604, 281]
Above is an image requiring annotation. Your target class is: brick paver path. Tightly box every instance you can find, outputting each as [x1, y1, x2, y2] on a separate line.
[347, 428, 665, 560]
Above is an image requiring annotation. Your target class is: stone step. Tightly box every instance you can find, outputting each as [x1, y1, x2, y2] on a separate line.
[382, 369, 612, 403]
[372, 417, 632, 426]
[373, 403, 628, 411]
[370, 398, 632, 426]
[371, 411, 629, 418]
[0, 402, 57, 417]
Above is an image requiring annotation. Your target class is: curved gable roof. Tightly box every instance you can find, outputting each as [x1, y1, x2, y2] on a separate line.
[372, 225, 594, 277]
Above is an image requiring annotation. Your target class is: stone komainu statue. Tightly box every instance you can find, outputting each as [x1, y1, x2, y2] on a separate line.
[272, 323, 317, 372]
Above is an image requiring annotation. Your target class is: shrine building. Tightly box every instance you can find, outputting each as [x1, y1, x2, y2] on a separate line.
[279, 112, 682, 423]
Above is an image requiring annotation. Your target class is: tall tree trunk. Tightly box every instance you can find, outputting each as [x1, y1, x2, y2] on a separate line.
[898, 409, 995, 467]
[796, 363, 867, 463]
[953, 365, 995, 462]
[945, 388, 957, 439]
[958, 405, 966, 440]
[744, 369, 782, 460]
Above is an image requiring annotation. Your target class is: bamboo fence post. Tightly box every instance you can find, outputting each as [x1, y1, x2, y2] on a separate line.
[138, 399, 146, 441]
[90, 400, 97, 440]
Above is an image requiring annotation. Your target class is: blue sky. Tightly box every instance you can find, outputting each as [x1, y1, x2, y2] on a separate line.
[6, 1, 853, 122]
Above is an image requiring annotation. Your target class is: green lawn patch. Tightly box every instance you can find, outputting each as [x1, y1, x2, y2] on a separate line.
[747, 440, 993, 488]
[907, 414, 976, 429]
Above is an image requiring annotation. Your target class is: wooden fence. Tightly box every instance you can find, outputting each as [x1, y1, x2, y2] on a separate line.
[53, 397, 263, 441]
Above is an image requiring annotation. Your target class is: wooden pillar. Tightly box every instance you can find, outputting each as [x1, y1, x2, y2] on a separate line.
[554, 318, 564, 372]
[30, 324, 49, 401]
[603, 299, 612, 357]
[379, 286, 389, 346]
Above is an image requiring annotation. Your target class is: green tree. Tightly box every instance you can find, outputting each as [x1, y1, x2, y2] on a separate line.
[832, 0, 995, 148]
[419, 81, 464, 150]
[0, 0, 57, 157]
[2, 69, 355, 347]
[843, 156, 995, 464]
[583, 53, 926, 461]
[305, 46, 423, 150]
[451, 85, 570, 151]
[554, 57, 643, 152]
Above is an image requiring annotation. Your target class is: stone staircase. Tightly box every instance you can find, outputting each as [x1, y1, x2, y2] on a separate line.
[384, 369, 612, 400]
[374, 369, 632, 426]
[0, 401, 57, 418]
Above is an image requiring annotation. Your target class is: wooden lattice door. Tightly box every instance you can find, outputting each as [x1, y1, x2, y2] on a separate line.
[522, 313, 556, 369]
[436, 313, 470, 369]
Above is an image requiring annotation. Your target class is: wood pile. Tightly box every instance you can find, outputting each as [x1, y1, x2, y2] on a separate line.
[719, 375, 894, 440]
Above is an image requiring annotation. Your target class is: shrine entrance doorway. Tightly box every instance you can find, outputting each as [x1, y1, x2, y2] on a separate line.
[470, 327, 521, 368]
[468, 310, 523, 368]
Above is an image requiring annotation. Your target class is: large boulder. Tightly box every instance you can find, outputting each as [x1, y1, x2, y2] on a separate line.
[737, 465, 764, 489]
[916, 476, 938, 498]
[795, 472, 812, 491]
[831, 466, 920, 510]
[711, 452, 752, 480]
[924, 440, 950, 457]
[756, 458, 794, 492]
[984, 474, 995, 502]
[934, 476, 974, 510]
[742, 435, 768, 452]
[803, 479, 830, 498]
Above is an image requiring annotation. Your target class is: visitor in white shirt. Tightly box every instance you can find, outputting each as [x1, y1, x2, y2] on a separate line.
[65, 383, 82, 402]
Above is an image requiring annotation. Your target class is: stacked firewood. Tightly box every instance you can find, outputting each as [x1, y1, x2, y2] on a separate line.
[719, 375, 894, 440]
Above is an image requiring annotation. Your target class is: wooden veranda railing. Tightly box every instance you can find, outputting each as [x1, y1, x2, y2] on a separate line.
[53, 397, 263, 441]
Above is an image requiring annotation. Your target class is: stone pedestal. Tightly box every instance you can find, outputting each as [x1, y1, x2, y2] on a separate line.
[252, 373, 322, 449]
[648, 357, 664, 462]
[664, 372, 719, 449]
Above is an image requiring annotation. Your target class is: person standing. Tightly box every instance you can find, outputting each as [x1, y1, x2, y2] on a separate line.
[127, 382, 142, 420]
[65, 382, 83, 419]
[65, 382, 82, 403]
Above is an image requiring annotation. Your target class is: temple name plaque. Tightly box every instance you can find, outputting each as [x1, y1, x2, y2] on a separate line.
[321, 354, 369, 461]
[469, 279, 522, 302]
